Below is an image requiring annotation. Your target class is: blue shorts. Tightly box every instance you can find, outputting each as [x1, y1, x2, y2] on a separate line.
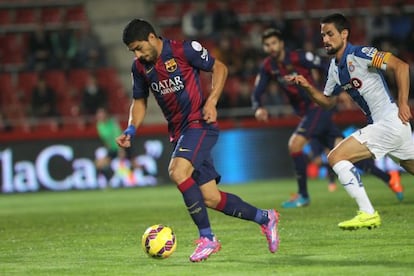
[172, 124, 221, 185]
[295, 107, 343, 149]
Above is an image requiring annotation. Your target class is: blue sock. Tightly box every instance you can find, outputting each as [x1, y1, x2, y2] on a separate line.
[292, 151, 308, 198]
[177, 177, 212, 239]
[199, 228, 214, 241]
[214, 191, 266, 224]
[355, 159, 390, 185]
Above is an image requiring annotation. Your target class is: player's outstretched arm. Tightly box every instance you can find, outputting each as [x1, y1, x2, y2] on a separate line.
[285, 74, 336, 109]
[116, 98, 147, 148]
[203, 59, 228, 123]
[386, 54, 412, 123]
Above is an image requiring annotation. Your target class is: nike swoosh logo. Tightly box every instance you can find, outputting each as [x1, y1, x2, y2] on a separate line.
[343, 180, 354, 187]
[146, 67, 154, 74]
[178, 147, 192, 152]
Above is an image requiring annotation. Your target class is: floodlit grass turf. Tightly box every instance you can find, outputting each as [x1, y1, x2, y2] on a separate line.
[1, 175, 413, 275]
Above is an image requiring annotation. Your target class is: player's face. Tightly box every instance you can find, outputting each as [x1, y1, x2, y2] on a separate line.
[321, 23, 346, 55]
[128, 36, 158, 64]
[263, 36, 284, 59]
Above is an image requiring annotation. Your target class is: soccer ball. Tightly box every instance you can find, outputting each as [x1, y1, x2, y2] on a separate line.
[141, 224, 177, 259]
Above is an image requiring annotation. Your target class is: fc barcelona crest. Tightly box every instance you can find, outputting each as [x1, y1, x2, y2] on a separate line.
[165, 58, 177, 72]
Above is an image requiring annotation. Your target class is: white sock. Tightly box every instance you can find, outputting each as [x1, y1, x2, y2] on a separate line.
[332, 160, 375, 214]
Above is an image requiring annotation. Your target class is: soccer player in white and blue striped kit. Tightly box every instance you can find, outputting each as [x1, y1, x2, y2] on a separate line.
[287, 13, 414, 230]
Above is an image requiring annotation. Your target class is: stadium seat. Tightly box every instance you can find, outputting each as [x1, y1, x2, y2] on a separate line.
[206, 0, 220, 12]
[95, 67, 122, 91]
[43, 70, 69, 100]
[41, 7, 63, 26]
[304, 0, 327, 10]
[223, 76, 240, 104]
[67, 69, 90, 92]
[0, 34, 26, 69]
[15, 8, 39, 25]
[65, 5, 88, 24]
[0, 9, 13, 25]
[229, 0, 251, 15]
[328, 0, 351, 9]
[161, 25, 184, 41]
[154, 2, 179, 19]
[0, 73, 14, 105]
[252, 0, 278, 15]
[17, 71, 39, 104]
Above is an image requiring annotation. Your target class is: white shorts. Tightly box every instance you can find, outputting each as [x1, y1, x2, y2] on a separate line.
[351, 115, 414, 161]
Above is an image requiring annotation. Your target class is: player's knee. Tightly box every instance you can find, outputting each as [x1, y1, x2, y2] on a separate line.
[168, 167, 190, 184]
[327, 150, 341, 167]
[400, 160, 414, 175]
[204, 193, 221, 208]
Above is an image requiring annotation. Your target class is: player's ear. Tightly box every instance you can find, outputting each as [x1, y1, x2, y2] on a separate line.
[147, 33, 155, 41]
[341, 29, 349, 41]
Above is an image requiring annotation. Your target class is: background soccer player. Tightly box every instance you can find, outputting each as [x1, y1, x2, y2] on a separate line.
[252, 28, 403, 209]
[116, 19, 279, 262]
[287, 13, 414, 230]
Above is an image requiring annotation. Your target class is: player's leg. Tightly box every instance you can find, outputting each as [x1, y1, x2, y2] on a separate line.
[354, 158, 403, 200]
[399, 159, 414, 174]
[169, 156, 221, 262]
[328, 136, 381, 230]
[197, 159, 280, 254]
[169, 127, 222, 261]
[283, 132, 310, 207]
[169, 156, 214, 238]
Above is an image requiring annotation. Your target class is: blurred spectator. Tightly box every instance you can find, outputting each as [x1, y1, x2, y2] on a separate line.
[27, 23, 54, 71]
[217, 90, 232, 109]
[49, 21, 78, 70]
[96, 107, 122, 159]
[81, 72, 107, 115]
[211, 36, 242, 76]
[234, 78, 252, 108]
[365, 3, 390, 47]
[0, 112, 13, 132]
[182, 2, 212, 39]
[389, 1, 413, 50]
[262, 81, 286, 106]
[268, 8, 298, 49]
[211, 2, 240, 38]
[239, 36, 263, 78]
[75, 24, 106, 69]
[30, 75, 59, 118]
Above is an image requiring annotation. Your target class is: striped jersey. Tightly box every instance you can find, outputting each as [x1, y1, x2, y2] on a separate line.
[131, 38, 215, 142]
[252, 50, 326, 117]
[324, 43, 397, 124]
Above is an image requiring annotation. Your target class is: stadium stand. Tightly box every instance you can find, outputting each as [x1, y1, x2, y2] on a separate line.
[1, 0, 414, 135]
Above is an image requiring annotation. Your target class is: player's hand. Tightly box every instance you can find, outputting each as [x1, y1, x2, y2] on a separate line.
[116, 133, 132, 148]
[116, 125, 136, 148]
[255, 107, 269, 122]
[203, 101, 217, 123]
[285, 74, 311, 89]
[398, 103, 412, 124]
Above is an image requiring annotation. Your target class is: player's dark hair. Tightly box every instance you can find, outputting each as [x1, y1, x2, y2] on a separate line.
[262, 28, 283, 43]
[122, 19, 157, 45]
[320, 13, 351, 37]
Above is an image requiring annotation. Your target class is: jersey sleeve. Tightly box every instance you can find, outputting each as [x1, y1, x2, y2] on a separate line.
[323, 61, 342, 96]
[356, 46, 391, 70]
[131, 61, 150, 99]
[251, 63, 271, 110]
[183, 40, 215, 72]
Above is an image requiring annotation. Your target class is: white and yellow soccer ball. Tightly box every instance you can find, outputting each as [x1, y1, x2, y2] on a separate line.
[141, 224, 177, 259]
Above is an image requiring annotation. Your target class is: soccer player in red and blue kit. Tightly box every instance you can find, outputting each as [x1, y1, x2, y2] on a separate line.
[116, 19, 279, 262]
[252, 28, 403, 208]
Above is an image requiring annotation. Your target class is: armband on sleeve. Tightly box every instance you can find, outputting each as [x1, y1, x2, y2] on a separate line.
[371, 51, 391, 70]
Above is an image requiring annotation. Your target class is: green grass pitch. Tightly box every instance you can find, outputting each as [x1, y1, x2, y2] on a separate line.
[1, 175, 413, 275]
